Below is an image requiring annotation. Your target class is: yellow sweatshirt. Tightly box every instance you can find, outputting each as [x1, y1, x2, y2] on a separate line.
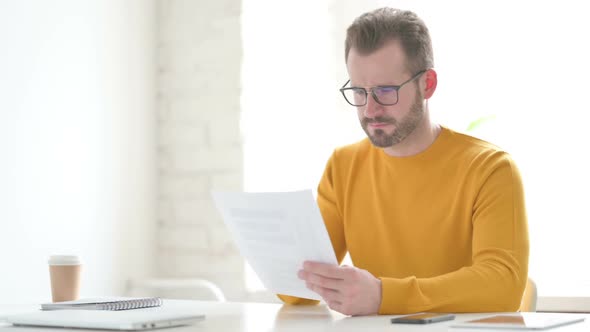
[279, 127, 529, 314]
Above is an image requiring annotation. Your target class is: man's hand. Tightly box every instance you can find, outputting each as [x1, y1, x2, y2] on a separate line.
[298, 261, 382, 316]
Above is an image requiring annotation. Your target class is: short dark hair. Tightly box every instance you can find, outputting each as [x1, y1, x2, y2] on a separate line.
[345, 7, 434, 74]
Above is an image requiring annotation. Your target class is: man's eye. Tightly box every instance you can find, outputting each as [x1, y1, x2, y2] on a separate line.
[375, 87, 396, 95]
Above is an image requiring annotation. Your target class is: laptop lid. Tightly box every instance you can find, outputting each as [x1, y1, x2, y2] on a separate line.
[3, 307, 205, 330]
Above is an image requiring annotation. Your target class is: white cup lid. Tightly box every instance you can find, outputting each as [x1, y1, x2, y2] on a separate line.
[48, 255, 81, 266]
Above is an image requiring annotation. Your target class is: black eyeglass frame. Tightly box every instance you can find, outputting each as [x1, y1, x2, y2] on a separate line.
[339, 69, 428, 106]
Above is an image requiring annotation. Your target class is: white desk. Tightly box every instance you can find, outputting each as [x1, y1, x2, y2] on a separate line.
[1, 300, 589, 332]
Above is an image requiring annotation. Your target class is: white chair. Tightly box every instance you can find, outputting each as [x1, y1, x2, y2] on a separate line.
[519, 277, 537, 312]
[126, 278, 226, 302]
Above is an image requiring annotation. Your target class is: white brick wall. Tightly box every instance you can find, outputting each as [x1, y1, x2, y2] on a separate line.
[156, 0, 245, 300]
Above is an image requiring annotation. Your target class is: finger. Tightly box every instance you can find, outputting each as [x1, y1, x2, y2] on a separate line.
[326, 301, 351, 316]
[327, 301, 341, 312]
[326, 300, 342, 311]
[306, 282, 342, 303]
[299, 269, 342, 283]
[303, 261, 347, 279]
[303, 271, 345, 291]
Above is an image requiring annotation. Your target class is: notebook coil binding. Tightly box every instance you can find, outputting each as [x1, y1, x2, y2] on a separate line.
[99, 298, 163, 311]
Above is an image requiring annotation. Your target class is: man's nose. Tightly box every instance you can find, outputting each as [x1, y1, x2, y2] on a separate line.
[363, 93, 385, 118]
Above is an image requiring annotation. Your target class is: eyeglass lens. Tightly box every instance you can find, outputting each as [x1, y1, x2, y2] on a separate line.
[343, 86, 398, 106]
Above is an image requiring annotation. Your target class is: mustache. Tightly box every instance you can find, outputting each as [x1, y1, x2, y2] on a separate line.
[363, 117, 396, 124]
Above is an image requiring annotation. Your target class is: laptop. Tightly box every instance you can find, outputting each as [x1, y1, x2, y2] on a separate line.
[3, 307, 205, 330]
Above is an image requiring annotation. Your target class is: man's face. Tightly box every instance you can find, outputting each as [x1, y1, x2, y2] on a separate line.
[346, 41, 424, 148]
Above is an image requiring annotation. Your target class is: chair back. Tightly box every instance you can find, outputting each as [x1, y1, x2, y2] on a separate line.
[519, 277, 537, 312]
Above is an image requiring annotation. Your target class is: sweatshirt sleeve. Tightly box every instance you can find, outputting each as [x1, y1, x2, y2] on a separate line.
[379, 154, 529, 314]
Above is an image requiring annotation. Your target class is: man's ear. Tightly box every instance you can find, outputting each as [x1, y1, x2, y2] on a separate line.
[423, 69, 437, 99]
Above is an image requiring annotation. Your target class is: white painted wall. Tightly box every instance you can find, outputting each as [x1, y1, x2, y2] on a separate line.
[0, 0, 156, 303]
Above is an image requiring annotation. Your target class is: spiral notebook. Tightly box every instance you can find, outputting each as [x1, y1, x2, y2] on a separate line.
[41, 297, 163, 311]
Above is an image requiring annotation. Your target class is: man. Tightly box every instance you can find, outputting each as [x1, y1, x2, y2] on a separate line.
[278, 7, 529, 316]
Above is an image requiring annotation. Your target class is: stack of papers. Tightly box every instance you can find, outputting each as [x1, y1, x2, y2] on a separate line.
[212, 190, 338, 300]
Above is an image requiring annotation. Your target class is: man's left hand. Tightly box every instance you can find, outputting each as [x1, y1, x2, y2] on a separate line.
[298, 261, 382, 316]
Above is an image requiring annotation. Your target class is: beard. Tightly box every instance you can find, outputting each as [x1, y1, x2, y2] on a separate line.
[361, 89, 424, 148]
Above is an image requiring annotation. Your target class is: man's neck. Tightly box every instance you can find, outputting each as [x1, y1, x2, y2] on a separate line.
[382, 118, 441, 158]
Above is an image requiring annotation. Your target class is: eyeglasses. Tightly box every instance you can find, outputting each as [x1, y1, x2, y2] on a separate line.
[339, 70, 427, 106]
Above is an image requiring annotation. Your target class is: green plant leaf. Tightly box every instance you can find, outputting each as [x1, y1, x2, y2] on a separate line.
[466, 115, 496, 132]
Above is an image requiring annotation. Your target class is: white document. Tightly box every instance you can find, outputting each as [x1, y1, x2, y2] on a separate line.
[211, 190, 338, 300]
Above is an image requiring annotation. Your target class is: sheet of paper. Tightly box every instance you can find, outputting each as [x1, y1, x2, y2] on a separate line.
[211, 189, 338, 300]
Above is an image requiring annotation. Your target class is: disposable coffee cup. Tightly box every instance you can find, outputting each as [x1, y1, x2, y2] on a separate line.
[48, 255, 82, 302]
